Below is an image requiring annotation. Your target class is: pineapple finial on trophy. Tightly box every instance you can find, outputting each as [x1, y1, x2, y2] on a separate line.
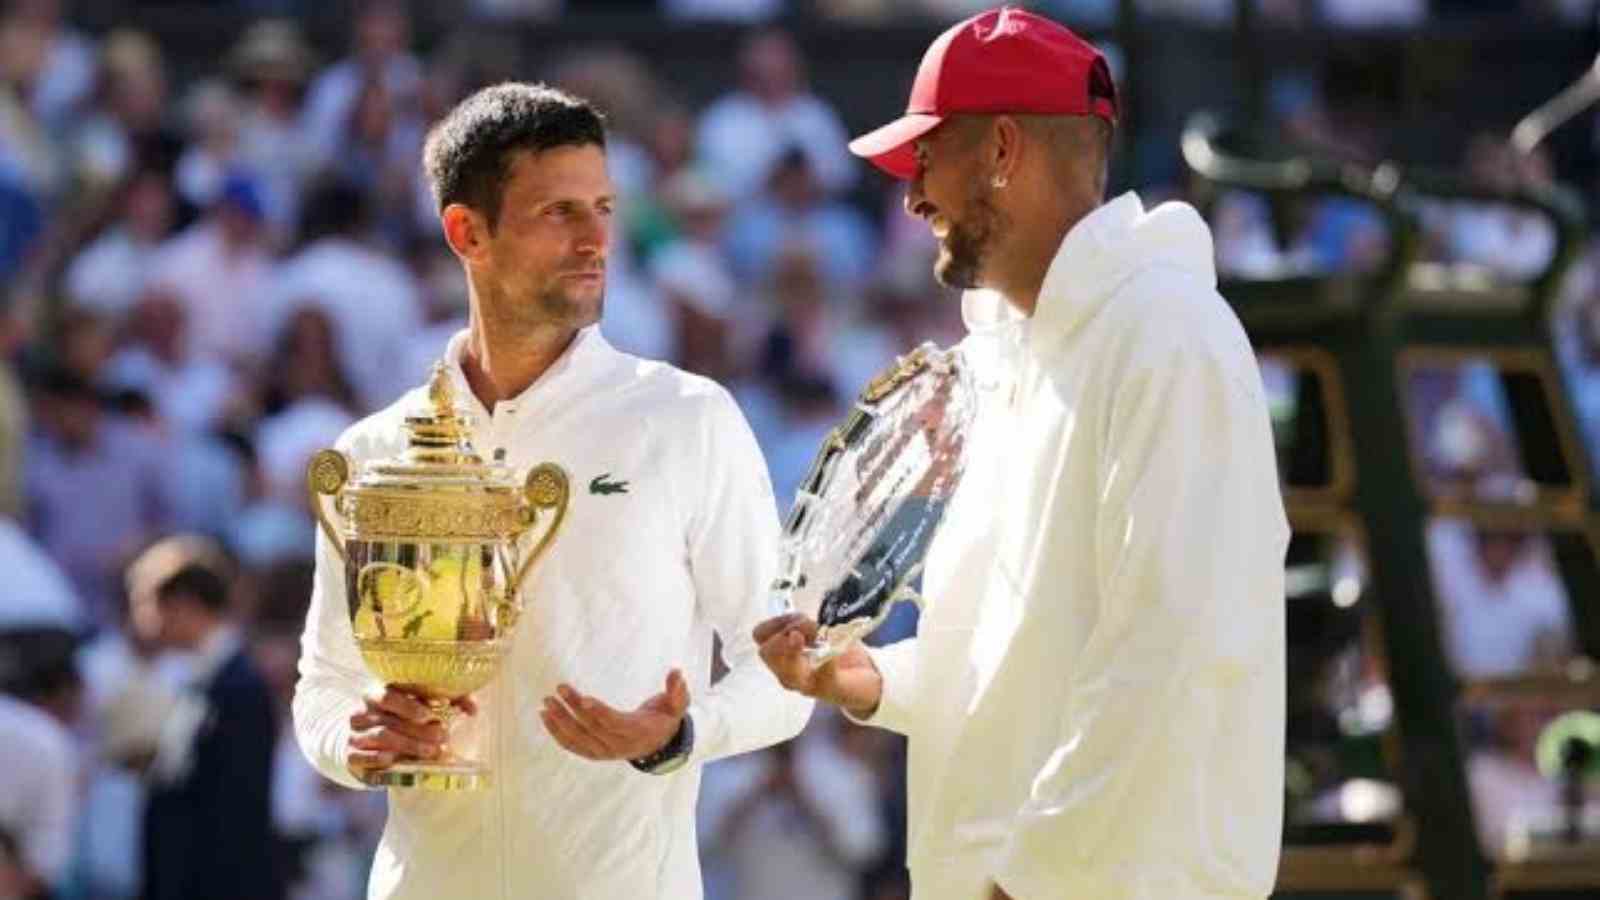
[427, 360, 455, 419]
[404, 361, 474, 465]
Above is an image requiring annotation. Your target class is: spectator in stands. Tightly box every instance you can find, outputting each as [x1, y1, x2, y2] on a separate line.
[260, 305, 362, 418]
[758, 371, 845, 512]
[125, 535, 282, 900]
[1436, 133, 1556, 281]
[0, 501, 81, 632]
[1426, 519, 1576, 678]
[228, 19, 320, 238]
[1410, 361, 1531, 501]
[699, 713, 889, 900]
[63, 166, 178, 321]
[332, 76, 425, 245]
[68, 29, 169, 193]
[234, 393, 351, 566]
[726, 145, 878, 293]
[6, 0, 94, 133]
[143, 173, 276, 367]
[25, 367, 170, 623]
[0, 10, 65, 249]
[651, 169, 740, 380]
[549, 47, 663, 201]
[261, 178, 423, 410]
[173, 79, 245, 214]
[1466, 698, 1599, 857]
[102, 284, 241, 434]
[0, 627, 82, 900]
[396, 242, 471, 389]
[300, 0, 421, 170]
[697, 29, 856, 200]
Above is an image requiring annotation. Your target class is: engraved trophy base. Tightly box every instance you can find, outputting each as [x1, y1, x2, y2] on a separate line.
[806, 582, 926, 666]
[363, 759, 488, 791]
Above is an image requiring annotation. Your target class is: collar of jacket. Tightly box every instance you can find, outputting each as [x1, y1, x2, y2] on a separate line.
[957, 191, 1149, 358]
[1026, 190, 1145, 353]
[191, 624, 243, 688]
[438, 324, 615, 423]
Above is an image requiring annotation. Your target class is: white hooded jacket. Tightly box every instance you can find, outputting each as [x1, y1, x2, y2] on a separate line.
[293, 327, 814, 899]
[856, 193, 1289, 899]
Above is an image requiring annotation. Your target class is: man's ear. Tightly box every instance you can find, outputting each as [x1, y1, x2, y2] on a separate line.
[441, 204, 489, 263]
[988, 116, 1024, 187]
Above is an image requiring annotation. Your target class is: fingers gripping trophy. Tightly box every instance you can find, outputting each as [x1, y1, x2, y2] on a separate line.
[306, 362, 570, 790]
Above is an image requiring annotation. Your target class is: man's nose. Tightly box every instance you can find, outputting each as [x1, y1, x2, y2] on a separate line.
[574, 210, 608, 257]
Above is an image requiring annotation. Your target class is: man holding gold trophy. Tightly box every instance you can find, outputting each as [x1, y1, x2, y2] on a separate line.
[292, 83, 812, 899]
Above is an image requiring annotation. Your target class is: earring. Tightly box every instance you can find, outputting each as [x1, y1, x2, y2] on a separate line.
[991, 175, 1008, 189]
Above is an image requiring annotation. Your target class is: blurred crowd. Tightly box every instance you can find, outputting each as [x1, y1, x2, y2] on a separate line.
[3, 0, 1600, 898]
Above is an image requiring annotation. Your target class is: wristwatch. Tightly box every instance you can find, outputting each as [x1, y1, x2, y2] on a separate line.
[629, 714, 694, 775]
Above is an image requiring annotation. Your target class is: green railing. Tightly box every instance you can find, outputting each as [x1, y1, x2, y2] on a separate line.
[1185, 114, 1596, 900]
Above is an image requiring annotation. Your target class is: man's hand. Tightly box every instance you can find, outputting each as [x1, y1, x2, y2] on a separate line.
[753, 613, 882, 719]
[347, 686, 476, 778]
[540, 669, 689, 761]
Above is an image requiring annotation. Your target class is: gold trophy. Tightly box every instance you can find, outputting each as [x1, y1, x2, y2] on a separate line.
[307, 363, 570, 790]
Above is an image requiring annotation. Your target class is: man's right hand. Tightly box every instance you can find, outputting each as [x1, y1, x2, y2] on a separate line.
[754, 613, 882, 720]
[346, 687, 475, 779]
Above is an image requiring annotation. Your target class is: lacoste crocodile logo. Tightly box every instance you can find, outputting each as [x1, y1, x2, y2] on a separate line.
[589, 473, 629, 496]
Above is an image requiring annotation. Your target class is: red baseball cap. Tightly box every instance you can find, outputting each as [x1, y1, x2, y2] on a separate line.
[848, 6, 1118, 180]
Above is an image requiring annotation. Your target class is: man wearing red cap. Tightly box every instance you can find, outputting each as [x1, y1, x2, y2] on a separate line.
[756, 7, 1288, 899]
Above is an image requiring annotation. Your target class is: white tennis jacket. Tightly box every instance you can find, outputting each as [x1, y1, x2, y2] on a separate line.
[857, 193, 1290, 900]
[293, 327, 813, 899]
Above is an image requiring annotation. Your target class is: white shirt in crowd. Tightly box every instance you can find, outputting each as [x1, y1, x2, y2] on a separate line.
[854, 193, 1289, 899]
[1426, 519, 1575, 679]
[1424, 196, 1559, 283]
[263, 236, 424, 411]
[0, 518, 82, 631]
[698, 721, 887, 900]
[102, 346, 239, 434]
[0, 695, 77, 890]
[293, 327, 812, 900]
[1469, 744, 1600, 859]
[73, 635, 196, 899]
[696, 90, 856, 201]
[64, 226, 164, 320]
[145, 221, 274, 365]
[298, 55, 422, 171]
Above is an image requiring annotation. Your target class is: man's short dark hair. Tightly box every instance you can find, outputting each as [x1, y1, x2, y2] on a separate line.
[128, 536, 234, 614]
[156, 561, 231, 612]
[0, 627, 82, 702]
[422, 82, 606, 230]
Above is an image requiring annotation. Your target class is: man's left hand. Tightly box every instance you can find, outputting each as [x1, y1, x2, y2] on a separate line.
[540, 669, 690, 761]
[988, 885, 1013, 900]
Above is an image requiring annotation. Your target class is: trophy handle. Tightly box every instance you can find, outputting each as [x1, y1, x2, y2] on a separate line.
[306, 449, 352, 564]
[508, 463, 570, 599]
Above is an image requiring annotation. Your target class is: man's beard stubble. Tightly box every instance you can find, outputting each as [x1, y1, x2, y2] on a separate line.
[534, 278, 604, 329]
[934, 181, 1005, 291]
[489, 270, 605, 334]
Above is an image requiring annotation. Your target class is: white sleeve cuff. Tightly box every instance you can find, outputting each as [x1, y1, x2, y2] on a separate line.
[842, 640, 917, 736]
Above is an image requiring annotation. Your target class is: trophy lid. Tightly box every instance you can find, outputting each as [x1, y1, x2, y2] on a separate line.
[353, 362, 521, 494]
